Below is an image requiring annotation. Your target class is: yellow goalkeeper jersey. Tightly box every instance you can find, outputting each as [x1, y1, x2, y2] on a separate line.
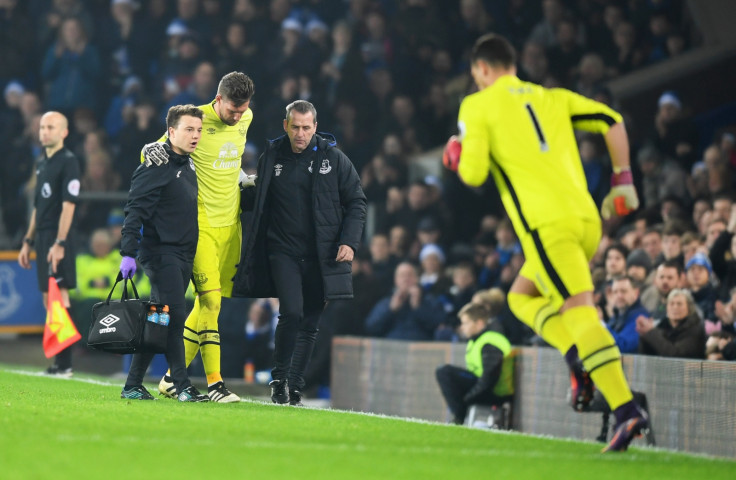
[457, 75, 622, 233]
[147, 100, 253, 228]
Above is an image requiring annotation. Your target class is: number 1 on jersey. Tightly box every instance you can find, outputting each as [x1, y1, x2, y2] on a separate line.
[525, 103, 549, 152]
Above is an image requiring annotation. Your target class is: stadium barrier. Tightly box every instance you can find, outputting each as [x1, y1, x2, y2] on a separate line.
[331, 336, 736, 458]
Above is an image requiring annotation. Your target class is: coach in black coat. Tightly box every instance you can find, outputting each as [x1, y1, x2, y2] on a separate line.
[233, 100, 366, 405]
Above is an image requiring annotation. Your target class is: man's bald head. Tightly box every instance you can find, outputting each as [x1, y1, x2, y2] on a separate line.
[41, 111, 68, 129]
[39, 111, 69, 152]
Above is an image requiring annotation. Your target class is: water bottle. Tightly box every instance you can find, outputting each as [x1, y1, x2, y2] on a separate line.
[244, 360, 254, 383]
[158, 305, 170, 326]
[146, 306, 159, 324]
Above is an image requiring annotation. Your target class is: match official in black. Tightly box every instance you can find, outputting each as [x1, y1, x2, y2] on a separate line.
[18, 111, 80, 377]
[118, 105, 208, 402]
[233, 100, 367, 406]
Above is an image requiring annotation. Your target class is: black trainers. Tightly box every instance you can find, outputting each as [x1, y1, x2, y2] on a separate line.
[121, 385, 156, 400]
[178, 386, 209, 402]
[269, 379, 289, 404]
[289, 389, 304, 407]
[568, 365, 594, 412]
[45, 365, 73, 378]
[602, 412, 650, 452]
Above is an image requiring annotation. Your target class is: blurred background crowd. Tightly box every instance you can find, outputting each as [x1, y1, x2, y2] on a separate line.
[2, 0, 735, 393]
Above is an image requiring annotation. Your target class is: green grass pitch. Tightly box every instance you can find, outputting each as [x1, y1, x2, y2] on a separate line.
[0, 365, 732, 480]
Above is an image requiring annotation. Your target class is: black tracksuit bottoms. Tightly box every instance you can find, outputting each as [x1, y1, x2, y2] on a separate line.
[269, 253, 326, 391]
[125, 254, 192, 394]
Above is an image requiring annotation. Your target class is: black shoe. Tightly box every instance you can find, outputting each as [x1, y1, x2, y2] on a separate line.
[121, 385, 156, 400]
[289, 389, 304, 406]
[269, 379, 289, 404]
[178, 386, 209, 402]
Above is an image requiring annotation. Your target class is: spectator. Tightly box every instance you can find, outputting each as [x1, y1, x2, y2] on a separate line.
[636, 144, 688, 210]
[435, 303, 514, 425]
[661, 222, 684, 268]
[416, 216, 442, 248]
[74, 228, 119, 301]
[604, 243, 629, 281]
[0, 0, 33, 84]
[608, 276, 647, 354]
[518, 41, 549, 85]
[243, 300, 275, 373]
[97, 0, 152, 95]
[546, 18, 583, 87]
[626, 249, 652, 285]
[115, 98, 164, 190]
[528, 0, 565, 48]
[712, 192, 732, 224]
[705, 217, 726, 251]
[641, 226, 663, 267]
[649, 91, 699, 170]
[680, 231, 702, 265]
[710, 212, 736, 299]
[574, 53, 606, 98]
[495, 218, 521, 268]
[216, 21, 261, 81]
[637, 288, 705, 359]
[435, 262, 478, 341]
[685, 253, 718, 334]
[103, 75, 142, 140]
[705, 330, 736, 361]
[319, 20, 365, 108]
[418, 243, 451, 297]
[161, 61, 217, 122]
[41, 16, 101, 113]
[608, 21, 644, 76]
[365, 262, 445, 341]
[640, 259, 683, 321]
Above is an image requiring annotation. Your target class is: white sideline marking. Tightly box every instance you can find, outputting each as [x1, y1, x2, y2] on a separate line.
[4, 368, 120, 387]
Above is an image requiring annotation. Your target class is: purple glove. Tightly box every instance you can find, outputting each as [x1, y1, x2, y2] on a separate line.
[120, 256, 137, 279]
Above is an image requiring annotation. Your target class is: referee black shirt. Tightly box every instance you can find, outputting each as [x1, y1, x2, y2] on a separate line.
[266, 137, 318, 259]
[34, 147, 81, 230]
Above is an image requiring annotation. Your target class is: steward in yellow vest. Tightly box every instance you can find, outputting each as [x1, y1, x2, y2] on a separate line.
[436, 303, 514, 424]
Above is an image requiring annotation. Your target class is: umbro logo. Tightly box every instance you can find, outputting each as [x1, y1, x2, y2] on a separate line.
[100, 314, 120, 327]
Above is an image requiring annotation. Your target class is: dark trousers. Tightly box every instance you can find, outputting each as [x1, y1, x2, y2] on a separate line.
[126, 254, 192, 394]
[269, 253, 325, 391]
[435, 364, 506, 422]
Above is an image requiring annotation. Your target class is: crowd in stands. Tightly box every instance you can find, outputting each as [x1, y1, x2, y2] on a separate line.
[3, 0, 734, 390]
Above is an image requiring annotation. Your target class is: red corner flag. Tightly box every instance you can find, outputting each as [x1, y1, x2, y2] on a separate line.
[43, 277, 81, 358]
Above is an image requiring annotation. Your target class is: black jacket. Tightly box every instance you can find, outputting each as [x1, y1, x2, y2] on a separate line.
[233, 133, 366, 300]
[638, 312, 705, 359]
[120, 143, 198, 262]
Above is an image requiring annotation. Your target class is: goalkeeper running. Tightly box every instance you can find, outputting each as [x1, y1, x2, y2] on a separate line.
[443, 33, 646, 452]
[141, 72, 255, 403]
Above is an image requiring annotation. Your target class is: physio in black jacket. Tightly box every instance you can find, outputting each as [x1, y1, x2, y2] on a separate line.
[234, 100, 367, 405]
[118, 105, 208, 402]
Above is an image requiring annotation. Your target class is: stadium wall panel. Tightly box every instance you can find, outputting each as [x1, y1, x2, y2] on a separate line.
[331, 337, 736, 458]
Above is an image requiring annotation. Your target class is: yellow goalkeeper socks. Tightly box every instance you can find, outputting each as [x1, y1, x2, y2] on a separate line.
[507, 291, 574, 355]
[561, 305, 633, 410]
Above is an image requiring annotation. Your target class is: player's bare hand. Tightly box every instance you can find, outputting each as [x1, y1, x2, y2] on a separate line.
[336, 244, 354, 262]
[142, 141, 168, 167]
[635, 315, 654, 335]
[18, 244, 31, 269]
[47, 244, 65, 274]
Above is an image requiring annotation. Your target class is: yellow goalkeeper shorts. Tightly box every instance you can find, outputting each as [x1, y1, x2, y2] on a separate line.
[518, 217, 601, 311]
[191, 221, 242, 298]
